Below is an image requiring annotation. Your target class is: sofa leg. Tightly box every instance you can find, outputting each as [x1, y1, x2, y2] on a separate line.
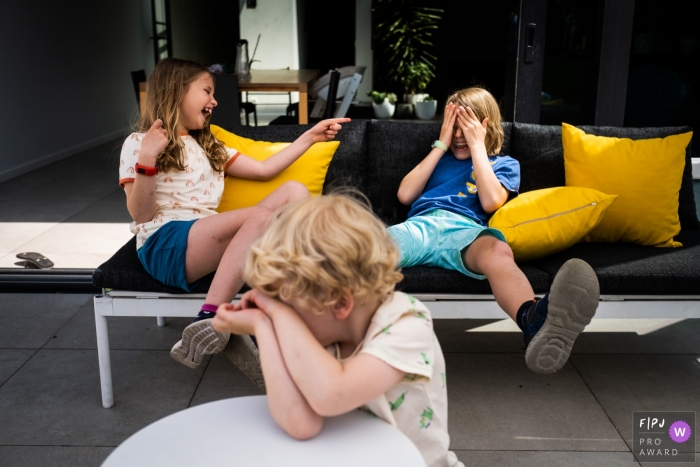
[94, 296, 114, 408]
[157, 316, 166, 327]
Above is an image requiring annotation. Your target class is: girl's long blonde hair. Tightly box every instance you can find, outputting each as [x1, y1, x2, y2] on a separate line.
[139, 58, 229, 173]
[446, 87, 505, 155]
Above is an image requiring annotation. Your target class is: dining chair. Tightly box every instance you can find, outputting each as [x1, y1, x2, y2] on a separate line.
[210, 74, 242, 128]
[130, 70, 147, 110]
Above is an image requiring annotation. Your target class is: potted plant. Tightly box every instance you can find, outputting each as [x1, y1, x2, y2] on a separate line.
[414, 95, 437, 120]
[368, 91, 397, 119]
[374, 0, 443, 116]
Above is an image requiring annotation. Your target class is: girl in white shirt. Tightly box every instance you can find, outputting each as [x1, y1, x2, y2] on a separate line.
[119, 58, 349, 369]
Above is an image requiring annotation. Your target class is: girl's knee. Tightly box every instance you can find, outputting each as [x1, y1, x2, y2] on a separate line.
[489, 238, 514, 261]
[280, 181, 309, 200]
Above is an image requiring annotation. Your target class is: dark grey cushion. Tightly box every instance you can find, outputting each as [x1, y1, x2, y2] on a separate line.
[532, 230, 700, 295]
[398, 263, 551, 295]
[219, 120, 370, 194]
[365, 120, 513, 226]
[510, 123, 698, 230]
[92, 236, 222, 294]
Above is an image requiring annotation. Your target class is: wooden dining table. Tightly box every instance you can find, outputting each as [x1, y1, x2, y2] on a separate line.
[139, 69, 320, 125]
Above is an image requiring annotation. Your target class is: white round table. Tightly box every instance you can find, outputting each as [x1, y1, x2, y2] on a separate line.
[102, 395, 426, 467]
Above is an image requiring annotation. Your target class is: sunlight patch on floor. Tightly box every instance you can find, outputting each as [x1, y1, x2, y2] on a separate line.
[0, 222, 133, 269]
[465, 318, 687, 335]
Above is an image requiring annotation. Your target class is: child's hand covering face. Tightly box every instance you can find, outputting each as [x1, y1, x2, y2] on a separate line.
[211, 302, 269, 336]
[456, 106, 488, 151]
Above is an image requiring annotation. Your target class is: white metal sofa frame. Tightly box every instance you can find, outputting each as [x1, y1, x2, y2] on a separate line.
[93, 290, 700, 408]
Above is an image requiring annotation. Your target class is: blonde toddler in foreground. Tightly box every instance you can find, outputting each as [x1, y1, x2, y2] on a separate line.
[212, 193, 463, 467]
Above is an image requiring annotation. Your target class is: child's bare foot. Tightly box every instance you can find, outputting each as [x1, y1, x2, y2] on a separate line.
[170, 318, 230, 368]
[523, 259, 600, 374]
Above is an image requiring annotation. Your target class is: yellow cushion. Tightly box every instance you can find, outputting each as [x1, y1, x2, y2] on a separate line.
[562, 123, 692, 248]
[488, 187, 617, 262]
[211, 125, 339, 212]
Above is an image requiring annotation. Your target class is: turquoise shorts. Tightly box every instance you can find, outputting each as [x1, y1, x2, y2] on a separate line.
[387, 209, 506, 279]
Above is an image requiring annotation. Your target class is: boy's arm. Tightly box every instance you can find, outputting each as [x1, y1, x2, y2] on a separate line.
[244, 291, 406, 417]
[212, 305, 324, 440]
[458, 107, 509, 213]
[396, 104, 457, 205]
[225, 118, 350, 180]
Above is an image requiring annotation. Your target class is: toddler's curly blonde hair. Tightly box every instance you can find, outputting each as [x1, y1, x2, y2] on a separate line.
[244, 192, 403, 313]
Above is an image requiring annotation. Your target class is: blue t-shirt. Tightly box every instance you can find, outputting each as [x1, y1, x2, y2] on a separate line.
[407, 153, 520, 225]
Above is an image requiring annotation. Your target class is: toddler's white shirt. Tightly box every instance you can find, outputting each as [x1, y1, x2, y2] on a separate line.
[118, 133, 238, 249]
[328, 292, 464, 467]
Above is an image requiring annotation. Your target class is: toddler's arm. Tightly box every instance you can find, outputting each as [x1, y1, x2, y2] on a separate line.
[123, 120, 169, 223]
[457, 107, 509, 213]
[212, 304, 324, 440]
[240, 290, 406, 417]
[225, 118, 350, 181]
[396, 104, 457, 205]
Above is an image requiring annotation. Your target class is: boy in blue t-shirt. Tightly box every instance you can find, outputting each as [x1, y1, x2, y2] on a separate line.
[389, 87, 600, 374]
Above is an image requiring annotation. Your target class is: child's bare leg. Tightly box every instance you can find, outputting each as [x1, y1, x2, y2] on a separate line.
[171, 181, 309, 369]
[461, 235, 533, 320]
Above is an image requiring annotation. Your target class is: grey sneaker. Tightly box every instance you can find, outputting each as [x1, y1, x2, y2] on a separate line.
[224, 334, 266, 392]
[525, 258, 600, 375]
[170, 318, 230, 369]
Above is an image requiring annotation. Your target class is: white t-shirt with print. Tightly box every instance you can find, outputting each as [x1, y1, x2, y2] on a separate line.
[328, 292, 464, 467]
[118, 133, 239, 249]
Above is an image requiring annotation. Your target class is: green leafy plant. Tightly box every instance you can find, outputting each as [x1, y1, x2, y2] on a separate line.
[367, 91, 398, 105]
[421, 95, 436, 102]
[374, 0, 443, 96]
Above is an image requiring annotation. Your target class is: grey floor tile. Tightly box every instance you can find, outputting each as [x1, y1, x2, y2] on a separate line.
[434, 319, 524, 353]
[452, 450, 637, 466]
[445, 353, 627, 452]
[189, 352, 264, 407]
[571, 319, 700, 354]
[571, 354, 700, 453]
[0, 293, 92, 348]
[0, 349, 36, 386]
[0, 199, 96, 222]
[64, 188, 132, 223]
[0, 446, 114, 467]
[45, 299, 193, 350]
[0, 349, 208, 446]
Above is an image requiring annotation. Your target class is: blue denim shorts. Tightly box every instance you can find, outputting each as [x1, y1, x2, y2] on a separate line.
[137, 219, 200, 292]
[387, 209, 506, 279]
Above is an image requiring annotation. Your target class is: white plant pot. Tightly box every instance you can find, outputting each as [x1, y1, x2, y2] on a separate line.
[372, 99, 395, 119]
[415, 101, 437, 120]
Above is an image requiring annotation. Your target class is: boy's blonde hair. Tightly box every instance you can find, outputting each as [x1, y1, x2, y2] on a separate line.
[139, 58, 229, 173]
[244, 193, 403, 313]
[446, 87, 504, 155]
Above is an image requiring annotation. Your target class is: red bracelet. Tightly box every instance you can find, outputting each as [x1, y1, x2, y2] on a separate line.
[135, 163, 158, 176]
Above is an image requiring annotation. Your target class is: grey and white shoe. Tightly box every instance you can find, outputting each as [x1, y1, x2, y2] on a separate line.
[224, 334, 266, 392]
[525, 258, 600, 375]
[170, 318, 230, 369]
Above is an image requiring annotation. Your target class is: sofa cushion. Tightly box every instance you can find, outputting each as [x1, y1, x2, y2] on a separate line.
[366, 120, 513, 225]
[511, 123, 698, 230]
[397, 262, 551, 295]
[222, 120, 370, 195]
[532, 230, 700, 295]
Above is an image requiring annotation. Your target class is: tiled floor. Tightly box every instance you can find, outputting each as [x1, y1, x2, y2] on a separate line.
[0, 142, 699, 466]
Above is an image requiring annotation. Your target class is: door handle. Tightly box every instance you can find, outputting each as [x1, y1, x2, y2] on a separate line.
[524, 23, 536, 64]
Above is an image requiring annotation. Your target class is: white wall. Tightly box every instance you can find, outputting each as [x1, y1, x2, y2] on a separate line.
[239, 0, 299, 107]
[0, 1, 153, 182]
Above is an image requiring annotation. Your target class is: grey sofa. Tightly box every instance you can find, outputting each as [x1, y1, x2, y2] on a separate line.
[92, 120, 699, 408]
